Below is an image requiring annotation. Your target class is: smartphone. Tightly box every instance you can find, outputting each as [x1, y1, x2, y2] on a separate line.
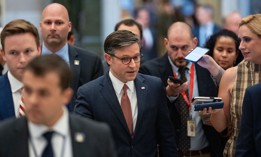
[168, 76, 184, 84]
[185, 47, 209, 62]
[194, 101, 224, 111]
[192, 96, 222, 104]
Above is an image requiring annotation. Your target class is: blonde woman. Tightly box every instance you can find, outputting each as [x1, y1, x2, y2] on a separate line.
[210, 14, 261, 157]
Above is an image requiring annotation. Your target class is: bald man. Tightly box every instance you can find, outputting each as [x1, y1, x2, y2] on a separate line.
[40, 3, 103, 111]
[223, 12, 242, 34]
[140, 22, 226, 157]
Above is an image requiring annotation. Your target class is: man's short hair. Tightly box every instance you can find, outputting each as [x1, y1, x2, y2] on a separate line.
[1, 19, 40, 50]
[114, 18, 143, 40]
[25, 54, 72, 90]
[104, 30, 140, 55]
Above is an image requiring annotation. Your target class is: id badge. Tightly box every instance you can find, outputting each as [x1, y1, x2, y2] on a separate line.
[187, 120, 196, 137]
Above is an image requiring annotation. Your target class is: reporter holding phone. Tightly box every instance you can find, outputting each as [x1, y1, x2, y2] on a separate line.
[209, 14, 261, 157]
[140, 21, 225, 157]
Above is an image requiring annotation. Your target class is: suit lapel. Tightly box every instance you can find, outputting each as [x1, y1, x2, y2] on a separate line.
[68, 46, 80, 92]
[100, 73, 131, 135]
[133, 74, 147, 134]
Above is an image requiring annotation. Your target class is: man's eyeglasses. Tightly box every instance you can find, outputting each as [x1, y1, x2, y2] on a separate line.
[108, 53, 141, 65]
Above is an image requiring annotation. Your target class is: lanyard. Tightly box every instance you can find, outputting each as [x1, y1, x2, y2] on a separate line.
[173, 63, 195, 109]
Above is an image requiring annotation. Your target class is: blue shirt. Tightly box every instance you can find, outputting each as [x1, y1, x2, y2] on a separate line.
[42, 43, 70, 65]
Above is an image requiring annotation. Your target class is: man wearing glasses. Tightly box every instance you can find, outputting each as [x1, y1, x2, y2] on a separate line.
[74, 30, 177, 157]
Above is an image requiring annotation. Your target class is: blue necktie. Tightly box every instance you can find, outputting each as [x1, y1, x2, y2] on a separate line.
[42, 131, 54, 157]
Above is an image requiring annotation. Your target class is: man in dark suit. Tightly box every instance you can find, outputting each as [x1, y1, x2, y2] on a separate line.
[0, 55, 115, 157]
[40, 3, 103, 111]
[75, 30, 177, 157]
[139, 22, 225, 157]
[235, 84, 261, 156]
[193, 4, 221, 47]
[0, 19, 41, 120]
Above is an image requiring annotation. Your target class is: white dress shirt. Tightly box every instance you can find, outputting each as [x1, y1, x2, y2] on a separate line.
[109, 71, 138, 131]
[8, 72, 23, 117]
[28, 108, 73, 157]
[168, 57, 209, 150]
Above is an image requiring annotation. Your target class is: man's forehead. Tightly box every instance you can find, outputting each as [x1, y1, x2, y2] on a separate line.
[42, 5, 69, 21]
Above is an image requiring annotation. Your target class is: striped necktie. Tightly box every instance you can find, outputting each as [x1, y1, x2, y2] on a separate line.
[18, 97, 25, 117]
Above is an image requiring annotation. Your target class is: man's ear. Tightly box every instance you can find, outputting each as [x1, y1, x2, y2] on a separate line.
[62, 88, 73, 106]
[1, 49, 7, 62]
[104, 53, 112, 66]
[192, 37, 198, 48]
[164, 37, 168, 47]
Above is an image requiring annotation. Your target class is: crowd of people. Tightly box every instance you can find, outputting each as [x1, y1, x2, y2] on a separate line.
[0, 1, 261, 157]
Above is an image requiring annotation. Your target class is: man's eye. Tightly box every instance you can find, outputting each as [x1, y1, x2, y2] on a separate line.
[25, 49, 33, 54]
[56, 21, 63, 25]
[39, 90, 49, 97]
[9, 51, 18, 56]
[44, 21, 52, 25]
[122, 57, 130, 62]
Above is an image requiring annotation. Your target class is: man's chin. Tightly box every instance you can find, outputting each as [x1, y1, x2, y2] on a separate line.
[174, 61, 188, 67]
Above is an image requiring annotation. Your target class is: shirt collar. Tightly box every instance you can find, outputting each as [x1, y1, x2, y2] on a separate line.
[42, 43, 70, 64]
[28, 107, 70, 139]
[109, 71, 134, 95]
[7, 72, 23, 93]
[168, 56, 192, 74]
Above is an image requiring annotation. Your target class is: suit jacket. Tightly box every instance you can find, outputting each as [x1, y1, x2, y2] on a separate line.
[139, 54, 226, 157]
[0, 114, 116, 157]
[0, 73, 16, 120]
[74, 73, 177, 157]
[60, 45, 104, 111]
[235, 84, 261, 156]
[193, 24, 221, 47]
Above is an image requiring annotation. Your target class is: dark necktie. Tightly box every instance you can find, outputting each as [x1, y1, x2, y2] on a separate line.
[121, 84, 133, 136]
[42, 131, 54, 157]
[177, 67, 190, 151]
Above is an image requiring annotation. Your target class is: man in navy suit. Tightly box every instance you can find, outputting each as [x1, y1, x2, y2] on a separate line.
[75, 30, 177, 157]
[0, 19, 41, 120]
[139, 22, 226, 157]
[193, 4, 221, 47]
[0, 55, 115, 157]
[40, 3, 103, 111]
[235, 83, 261, 156]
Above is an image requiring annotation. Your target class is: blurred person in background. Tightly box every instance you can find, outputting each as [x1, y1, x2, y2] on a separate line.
[223, 12, 242, 35]
[193, 4, 221, 47]
[135, 7, 158, 61]
[67, 30, 75, 46]
[205, 29, 243, 70]
[209, 14, 261, 157]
